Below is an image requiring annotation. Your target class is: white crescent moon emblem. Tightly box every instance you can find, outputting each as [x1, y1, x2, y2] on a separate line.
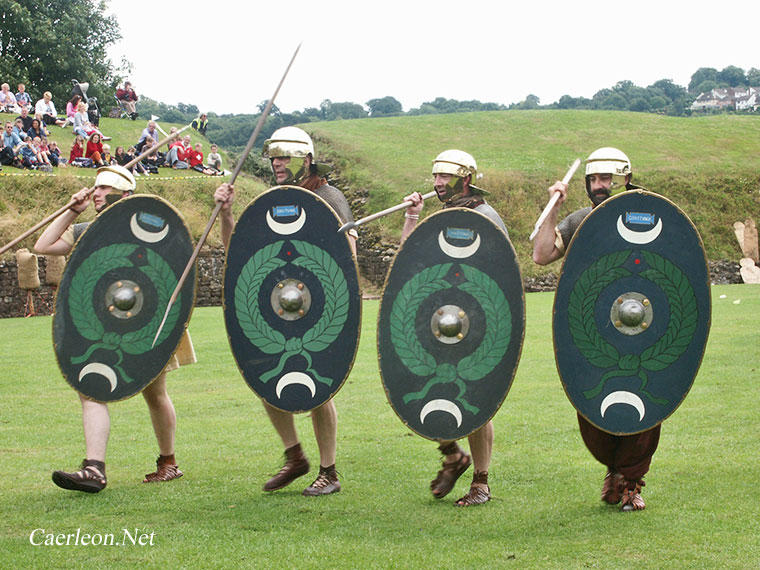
[616, 215, 663, 244]
[437, 231, 481, 259]
[130, 213, 169, 243]
[275, 372, 316, 399]
[419, 399, 463, 427]
[600, 390, 646, 421]
[78, 362, 118, 392]
[266, 209, 307, 235]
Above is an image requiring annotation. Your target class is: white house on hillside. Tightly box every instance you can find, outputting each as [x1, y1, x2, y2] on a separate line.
[691, 87, 760, 111]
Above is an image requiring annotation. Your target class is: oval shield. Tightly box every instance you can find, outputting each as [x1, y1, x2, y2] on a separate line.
[554, 190, 711, 435]
[378, 208, 525, 441]
[53, 195, 196, 402]
[223, 186, 361, 413]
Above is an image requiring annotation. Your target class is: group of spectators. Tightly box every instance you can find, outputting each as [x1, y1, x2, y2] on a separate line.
[124, 120, 223, 176]
[2, 80, 220, 176]
[1, 81, 113, 171]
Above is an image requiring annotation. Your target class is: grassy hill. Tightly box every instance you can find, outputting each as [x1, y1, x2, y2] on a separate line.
[1, 110, 759, 275]
[306, 110, 760, 274]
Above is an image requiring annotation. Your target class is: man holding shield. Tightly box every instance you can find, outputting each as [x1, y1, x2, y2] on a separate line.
[214, 126, 357, 496]
[401, 149, 508, 506]
[532, 147, 658, 511]
[35, 165, 193, 492]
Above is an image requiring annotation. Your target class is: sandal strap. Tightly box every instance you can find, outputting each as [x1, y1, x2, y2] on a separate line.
[455, 484, 491, 506]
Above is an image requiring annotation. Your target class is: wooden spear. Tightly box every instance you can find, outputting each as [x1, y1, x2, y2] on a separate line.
[528, 158, 582, 241]
[151, 43, 302, 348]
[337, 190, 438, 234]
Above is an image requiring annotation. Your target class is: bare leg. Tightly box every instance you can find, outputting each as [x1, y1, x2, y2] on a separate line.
[467, 420, 493, 477]
[141, 373, 176, 456]
[263, 401, 299, 449]
[311, 399, 337, 467]
[81, 394, 110, 462]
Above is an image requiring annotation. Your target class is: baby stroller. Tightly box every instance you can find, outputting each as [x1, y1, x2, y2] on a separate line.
[71, 79, 100, 126]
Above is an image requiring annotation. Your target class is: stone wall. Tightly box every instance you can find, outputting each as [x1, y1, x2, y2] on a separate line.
[0, 250, 746, 319]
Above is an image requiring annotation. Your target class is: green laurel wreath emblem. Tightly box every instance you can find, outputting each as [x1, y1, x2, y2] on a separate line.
[234, 240, 349, 387]
[390, 263, 512, 416]
[567, 250, 698, 405]
[68, 243, 181, 385]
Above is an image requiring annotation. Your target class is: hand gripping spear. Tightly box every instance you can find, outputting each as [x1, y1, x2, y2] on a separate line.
[528, 158, 581, 241]
[337, 190, 438, 234]
[151, 43, 302, 348]
[0, 125, 192, 256]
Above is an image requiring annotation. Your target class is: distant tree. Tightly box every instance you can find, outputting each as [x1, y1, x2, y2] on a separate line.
[0, 0, 121, 106]
[649, 96, 668, 111]
[688, 67, 719, 92]
[649, 79, 687, 101]
[366, 96, 403, 117]
[695, 80, 719, 94]
[257, 101, 281, 116]
[629, 97, 650, 112]
[747, 67, 760, 87]
[718, 65, 746, 87]
[178, 102, 200, 116]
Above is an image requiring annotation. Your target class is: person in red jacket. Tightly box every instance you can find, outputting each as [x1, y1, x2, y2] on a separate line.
[187, 142, 220, 175]
[115, 81, 139, 120]
[85, 132, 106, 166]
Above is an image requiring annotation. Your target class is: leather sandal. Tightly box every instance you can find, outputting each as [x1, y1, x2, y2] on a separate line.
[52, 459, 106, 493]
[302, 465, 341, 496]
[430, 451, 471, 499]
[454, 483, 491, 506]
[601, 470, 625, 504]
[621, 480, 646, 511]
[143, 456, 183, 483]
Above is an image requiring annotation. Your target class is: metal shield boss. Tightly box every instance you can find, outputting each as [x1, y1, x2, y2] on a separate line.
[379, 208, 525, 441]
[54, 195, 196, 402]
[223, 186, 361, 413]
[554, 190, 711, 435]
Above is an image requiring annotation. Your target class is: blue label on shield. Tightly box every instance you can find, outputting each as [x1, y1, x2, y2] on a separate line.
[138, 212, 165, 229]
[446, 227, 475, 241]
[273, 205, 299, 218]
[625, 212, 655, 225]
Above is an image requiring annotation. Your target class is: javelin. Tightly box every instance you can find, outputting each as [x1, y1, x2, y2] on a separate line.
[528, 158, 581, 241]
[151, 42, 303, 348]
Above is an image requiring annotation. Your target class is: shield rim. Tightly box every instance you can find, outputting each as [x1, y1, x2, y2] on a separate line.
[52, 193, 198, 403]
[378, 206, 526, 442]
[222, 185, 362, 413]
[553, 189, 712, 435]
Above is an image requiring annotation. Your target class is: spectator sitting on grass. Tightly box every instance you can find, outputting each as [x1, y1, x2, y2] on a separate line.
[16, 107, 33, 132]
[27, 118, 47, 141]
[48, 140, 65, 167]
[136, 120, 160, 152]
[188, 142, 219, 175]
[85, 132, 106, 167]
[15, 83, 32, 111]
[207, 143, 222, 172]
[124, 145, 149, 176]
[191, 113, 208, 136]
[1, 121, 23, 166]
[0, 83, 20, 113]
[35, 91, 66, 127]
[69, 134, 89, 167]
[13, 118, 28, 141]
[101, 143, 112, 165]
[65, 95, 81, 127]
[32, 137, 51, 166]
[140, 137, 164, 173]
[164, 137, 189, 169]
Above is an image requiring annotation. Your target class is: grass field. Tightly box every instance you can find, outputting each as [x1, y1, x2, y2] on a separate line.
[1, 285, 758, 569]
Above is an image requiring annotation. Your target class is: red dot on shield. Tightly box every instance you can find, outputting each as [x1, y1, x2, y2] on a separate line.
[455, 272, 460, 277]
[138, 254, 143, 259]
[635, 258, 640, 264]
[286, 251, 292, 256]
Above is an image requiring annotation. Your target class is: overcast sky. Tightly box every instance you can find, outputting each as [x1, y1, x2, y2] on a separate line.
[106, 0, 759, 116]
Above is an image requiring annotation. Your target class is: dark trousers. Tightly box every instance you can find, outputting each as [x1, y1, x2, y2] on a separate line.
[577, 413, 660, 481]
